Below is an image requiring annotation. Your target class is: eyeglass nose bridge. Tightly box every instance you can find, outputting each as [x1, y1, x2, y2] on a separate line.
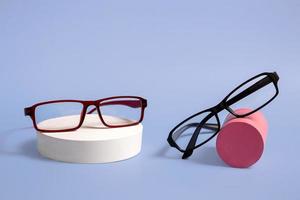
[83, 102, 99, 115]
[83, 100, 99, 106]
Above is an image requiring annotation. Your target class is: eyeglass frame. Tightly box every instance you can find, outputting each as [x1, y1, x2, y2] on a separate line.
[167, 72, 279, 159]
[24, 96, 147, 132]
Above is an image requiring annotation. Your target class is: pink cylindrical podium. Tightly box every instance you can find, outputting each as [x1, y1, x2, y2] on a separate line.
[216, 108, 268, 168]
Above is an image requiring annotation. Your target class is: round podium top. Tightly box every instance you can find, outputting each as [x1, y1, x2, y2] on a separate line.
[37, 114, 143, 141]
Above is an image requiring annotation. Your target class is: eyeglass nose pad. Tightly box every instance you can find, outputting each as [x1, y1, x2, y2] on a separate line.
[85, 105, 95, 114]
[81, 105, 105, 128]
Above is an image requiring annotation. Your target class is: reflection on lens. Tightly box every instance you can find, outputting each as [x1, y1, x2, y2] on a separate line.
[99, 98, 142, 126]
[35, 102, 83, 131]
[171, 111, 218, 150]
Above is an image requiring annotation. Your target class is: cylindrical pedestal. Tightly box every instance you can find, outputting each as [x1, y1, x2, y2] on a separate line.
[216, 108, 268, 168]
[37, 114, 143, 163]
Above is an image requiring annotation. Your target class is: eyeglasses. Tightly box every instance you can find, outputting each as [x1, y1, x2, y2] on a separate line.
[167, 72, 279, 159]
[25, 96, 147, 132]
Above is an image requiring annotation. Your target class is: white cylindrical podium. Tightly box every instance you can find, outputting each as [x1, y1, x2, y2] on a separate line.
[36, 114, 143, 163]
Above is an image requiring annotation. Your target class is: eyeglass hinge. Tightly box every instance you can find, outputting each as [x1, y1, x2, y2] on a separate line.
[167, 136, 176, 147]
[24, 107, 32, 116]
[142, 99, 147, 107]
[271, 71, 279, 82]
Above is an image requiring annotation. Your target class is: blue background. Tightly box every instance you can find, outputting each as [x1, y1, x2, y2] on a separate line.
[1, 0, 300, 199]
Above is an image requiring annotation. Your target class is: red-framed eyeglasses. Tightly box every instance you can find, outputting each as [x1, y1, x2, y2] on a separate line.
[24, 96, 147, 132]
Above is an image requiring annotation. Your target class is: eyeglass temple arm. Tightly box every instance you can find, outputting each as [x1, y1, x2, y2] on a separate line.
[226, 73, 277, 108]
[172, 123, 219, 141]
[87, 100, 143, 114]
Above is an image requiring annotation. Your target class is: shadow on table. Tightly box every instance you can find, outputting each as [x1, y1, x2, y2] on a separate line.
[155, 144, 227, 167]
[0, 127, 51, 162]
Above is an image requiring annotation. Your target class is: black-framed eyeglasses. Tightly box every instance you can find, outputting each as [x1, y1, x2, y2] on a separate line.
[167, 72, 280, 159]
